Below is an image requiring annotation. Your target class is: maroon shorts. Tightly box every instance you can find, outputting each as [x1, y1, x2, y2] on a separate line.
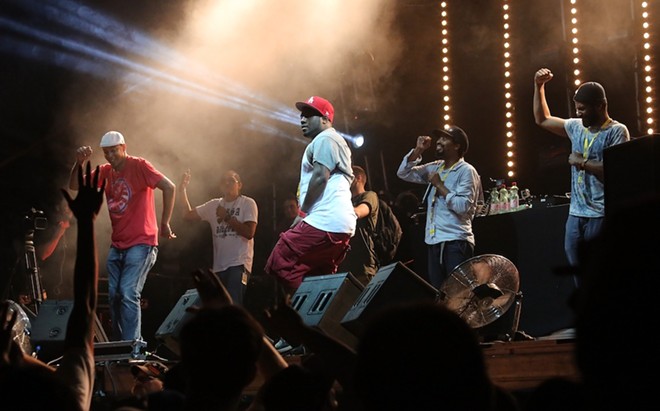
[265, 221, 352, 289]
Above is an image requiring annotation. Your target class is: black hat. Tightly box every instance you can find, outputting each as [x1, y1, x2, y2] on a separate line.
[432, 126, 469, 155]
[574, 82, 607, 105]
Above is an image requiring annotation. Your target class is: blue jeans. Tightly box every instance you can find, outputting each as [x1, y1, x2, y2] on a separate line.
[107, 245, 158, 341]
[427, 240, 474, 289]
[216, 265, 249, 306]
[564, 215, 604, 267]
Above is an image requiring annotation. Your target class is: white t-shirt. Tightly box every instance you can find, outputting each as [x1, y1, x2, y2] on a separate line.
[195, 195, 258, 272]
[299, 128, 356, 234]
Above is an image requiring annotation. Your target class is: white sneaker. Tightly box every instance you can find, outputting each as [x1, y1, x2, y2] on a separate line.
[273, 338, 293, 354]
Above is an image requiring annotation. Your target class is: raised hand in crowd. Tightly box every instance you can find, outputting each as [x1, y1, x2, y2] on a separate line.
[190, 268, 233, 309]
[0, 301, 20, 370]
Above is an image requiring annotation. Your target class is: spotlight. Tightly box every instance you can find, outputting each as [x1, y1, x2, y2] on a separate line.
[337, 132, 364, 149]
[352, 134, 365, 148]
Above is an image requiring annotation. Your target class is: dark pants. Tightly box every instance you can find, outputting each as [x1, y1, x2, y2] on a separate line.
[216, 265, 250, 306]
[427, 240, 474, 289]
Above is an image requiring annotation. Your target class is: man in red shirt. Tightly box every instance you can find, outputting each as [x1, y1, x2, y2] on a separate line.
[69, 131, 176, 341]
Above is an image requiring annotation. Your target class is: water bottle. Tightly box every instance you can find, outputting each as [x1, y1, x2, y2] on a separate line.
[509, 182, 520, 211]
[499, 184, 510, 213]
[488, 187, 500, 215]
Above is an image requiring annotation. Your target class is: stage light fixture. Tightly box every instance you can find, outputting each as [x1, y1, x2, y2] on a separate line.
[1, 0, 362, 145]
[567, 0, 582, 87]
[439, 1, 452, 128]
[639, 1, 656, 134]
[500, 0, 517, 179]
[352, 134, 365, 149]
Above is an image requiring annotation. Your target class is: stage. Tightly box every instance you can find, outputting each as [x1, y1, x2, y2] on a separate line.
[482, 337, 580, 392]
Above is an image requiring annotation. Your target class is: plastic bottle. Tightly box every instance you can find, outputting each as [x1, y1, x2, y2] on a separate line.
[499, 184, 510, 213]
[488, 187, 500, 215]
[509, 182, 520, 211]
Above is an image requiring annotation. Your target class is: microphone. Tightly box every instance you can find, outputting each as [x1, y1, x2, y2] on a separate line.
[421, 183, 433, 205]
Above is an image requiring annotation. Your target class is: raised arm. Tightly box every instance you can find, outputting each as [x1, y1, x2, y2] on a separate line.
[533, 68, 568, 137]
[59, 162, 106, 409]
[179, 169, 202, 222]
[408, 135, 432, 162]
[68, 146, 93, 191]
[397, 136, 434, 184]
[61, 162, 105, 349]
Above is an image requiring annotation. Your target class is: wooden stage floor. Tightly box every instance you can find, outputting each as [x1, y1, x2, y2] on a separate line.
[482, 336, 580, 392]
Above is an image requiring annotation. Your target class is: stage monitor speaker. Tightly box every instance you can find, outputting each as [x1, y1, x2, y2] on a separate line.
[155, 288, 201, 356]
[30, 300, 110, 361]
[30, 300, 73, 361]
[604, 134, 660, 218]
[290, 272, 363, 349]
[340, 262, 439, 339]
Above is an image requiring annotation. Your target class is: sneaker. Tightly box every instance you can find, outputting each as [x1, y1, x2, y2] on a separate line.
[273, 338, 293, 354]
[288, 344, 307, 356]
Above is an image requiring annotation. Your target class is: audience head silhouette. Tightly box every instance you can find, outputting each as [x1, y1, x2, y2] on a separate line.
[179, 305, 264, 410]
[354, 301, 501, 411]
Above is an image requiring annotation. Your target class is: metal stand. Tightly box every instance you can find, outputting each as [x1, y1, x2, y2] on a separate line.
[22, 228, 44, 317]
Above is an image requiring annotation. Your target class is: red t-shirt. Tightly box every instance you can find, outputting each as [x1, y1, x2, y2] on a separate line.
[96, 156, 165, 249]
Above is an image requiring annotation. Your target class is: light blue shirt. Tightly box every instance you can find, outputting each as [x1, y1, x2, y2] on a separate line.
[565, 118, 629, 218]
[397, 150, 482, 245]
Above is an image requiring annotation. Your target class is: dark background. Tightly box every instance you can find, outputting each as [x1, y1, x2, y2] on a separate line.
[1, 0, 656, 344]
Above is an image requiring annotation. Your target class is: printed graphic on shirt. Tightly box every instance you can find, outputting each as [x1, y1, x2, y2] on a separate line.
[216, 206, 241, 238]
[107, 178, 131, 214]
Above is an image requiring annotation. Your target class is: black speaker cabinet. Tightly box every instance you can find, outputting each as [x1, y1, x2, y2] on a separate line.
[291, 272, 363, 349]
[340, 262, 439, 338]
[155, 288, 201, 356]
[604, 134, 660, 219]
[30, 300, 73, 361]
[473, 206, 575, 337]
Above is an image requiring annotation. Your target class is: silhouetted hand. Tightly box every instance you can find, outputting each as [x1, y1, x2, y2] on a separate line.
[263, 298, 306, 345]
[186, 269, 233, 313]
[0, 301, 23, 369]
[61, 162, 105, 220]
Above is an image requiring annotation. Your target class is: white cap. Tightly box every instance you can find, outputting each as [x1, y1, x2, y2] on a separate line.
[100, 131, 125, 147]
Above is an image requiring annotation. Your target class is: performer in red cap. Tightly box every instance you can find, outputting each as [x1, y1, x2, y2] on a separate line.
[533, 68, 630, 274]
[265, 96, 356, 298]
[69, 131, 176, 341]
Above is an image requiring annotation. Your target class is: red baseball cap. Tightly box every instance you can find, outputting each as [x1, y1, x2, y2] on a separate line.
[295, 96, 335, 123]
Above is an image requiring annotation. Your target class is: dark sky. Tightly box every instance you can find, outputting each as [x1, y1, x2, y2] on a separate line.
[1, 0, 654, 306]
